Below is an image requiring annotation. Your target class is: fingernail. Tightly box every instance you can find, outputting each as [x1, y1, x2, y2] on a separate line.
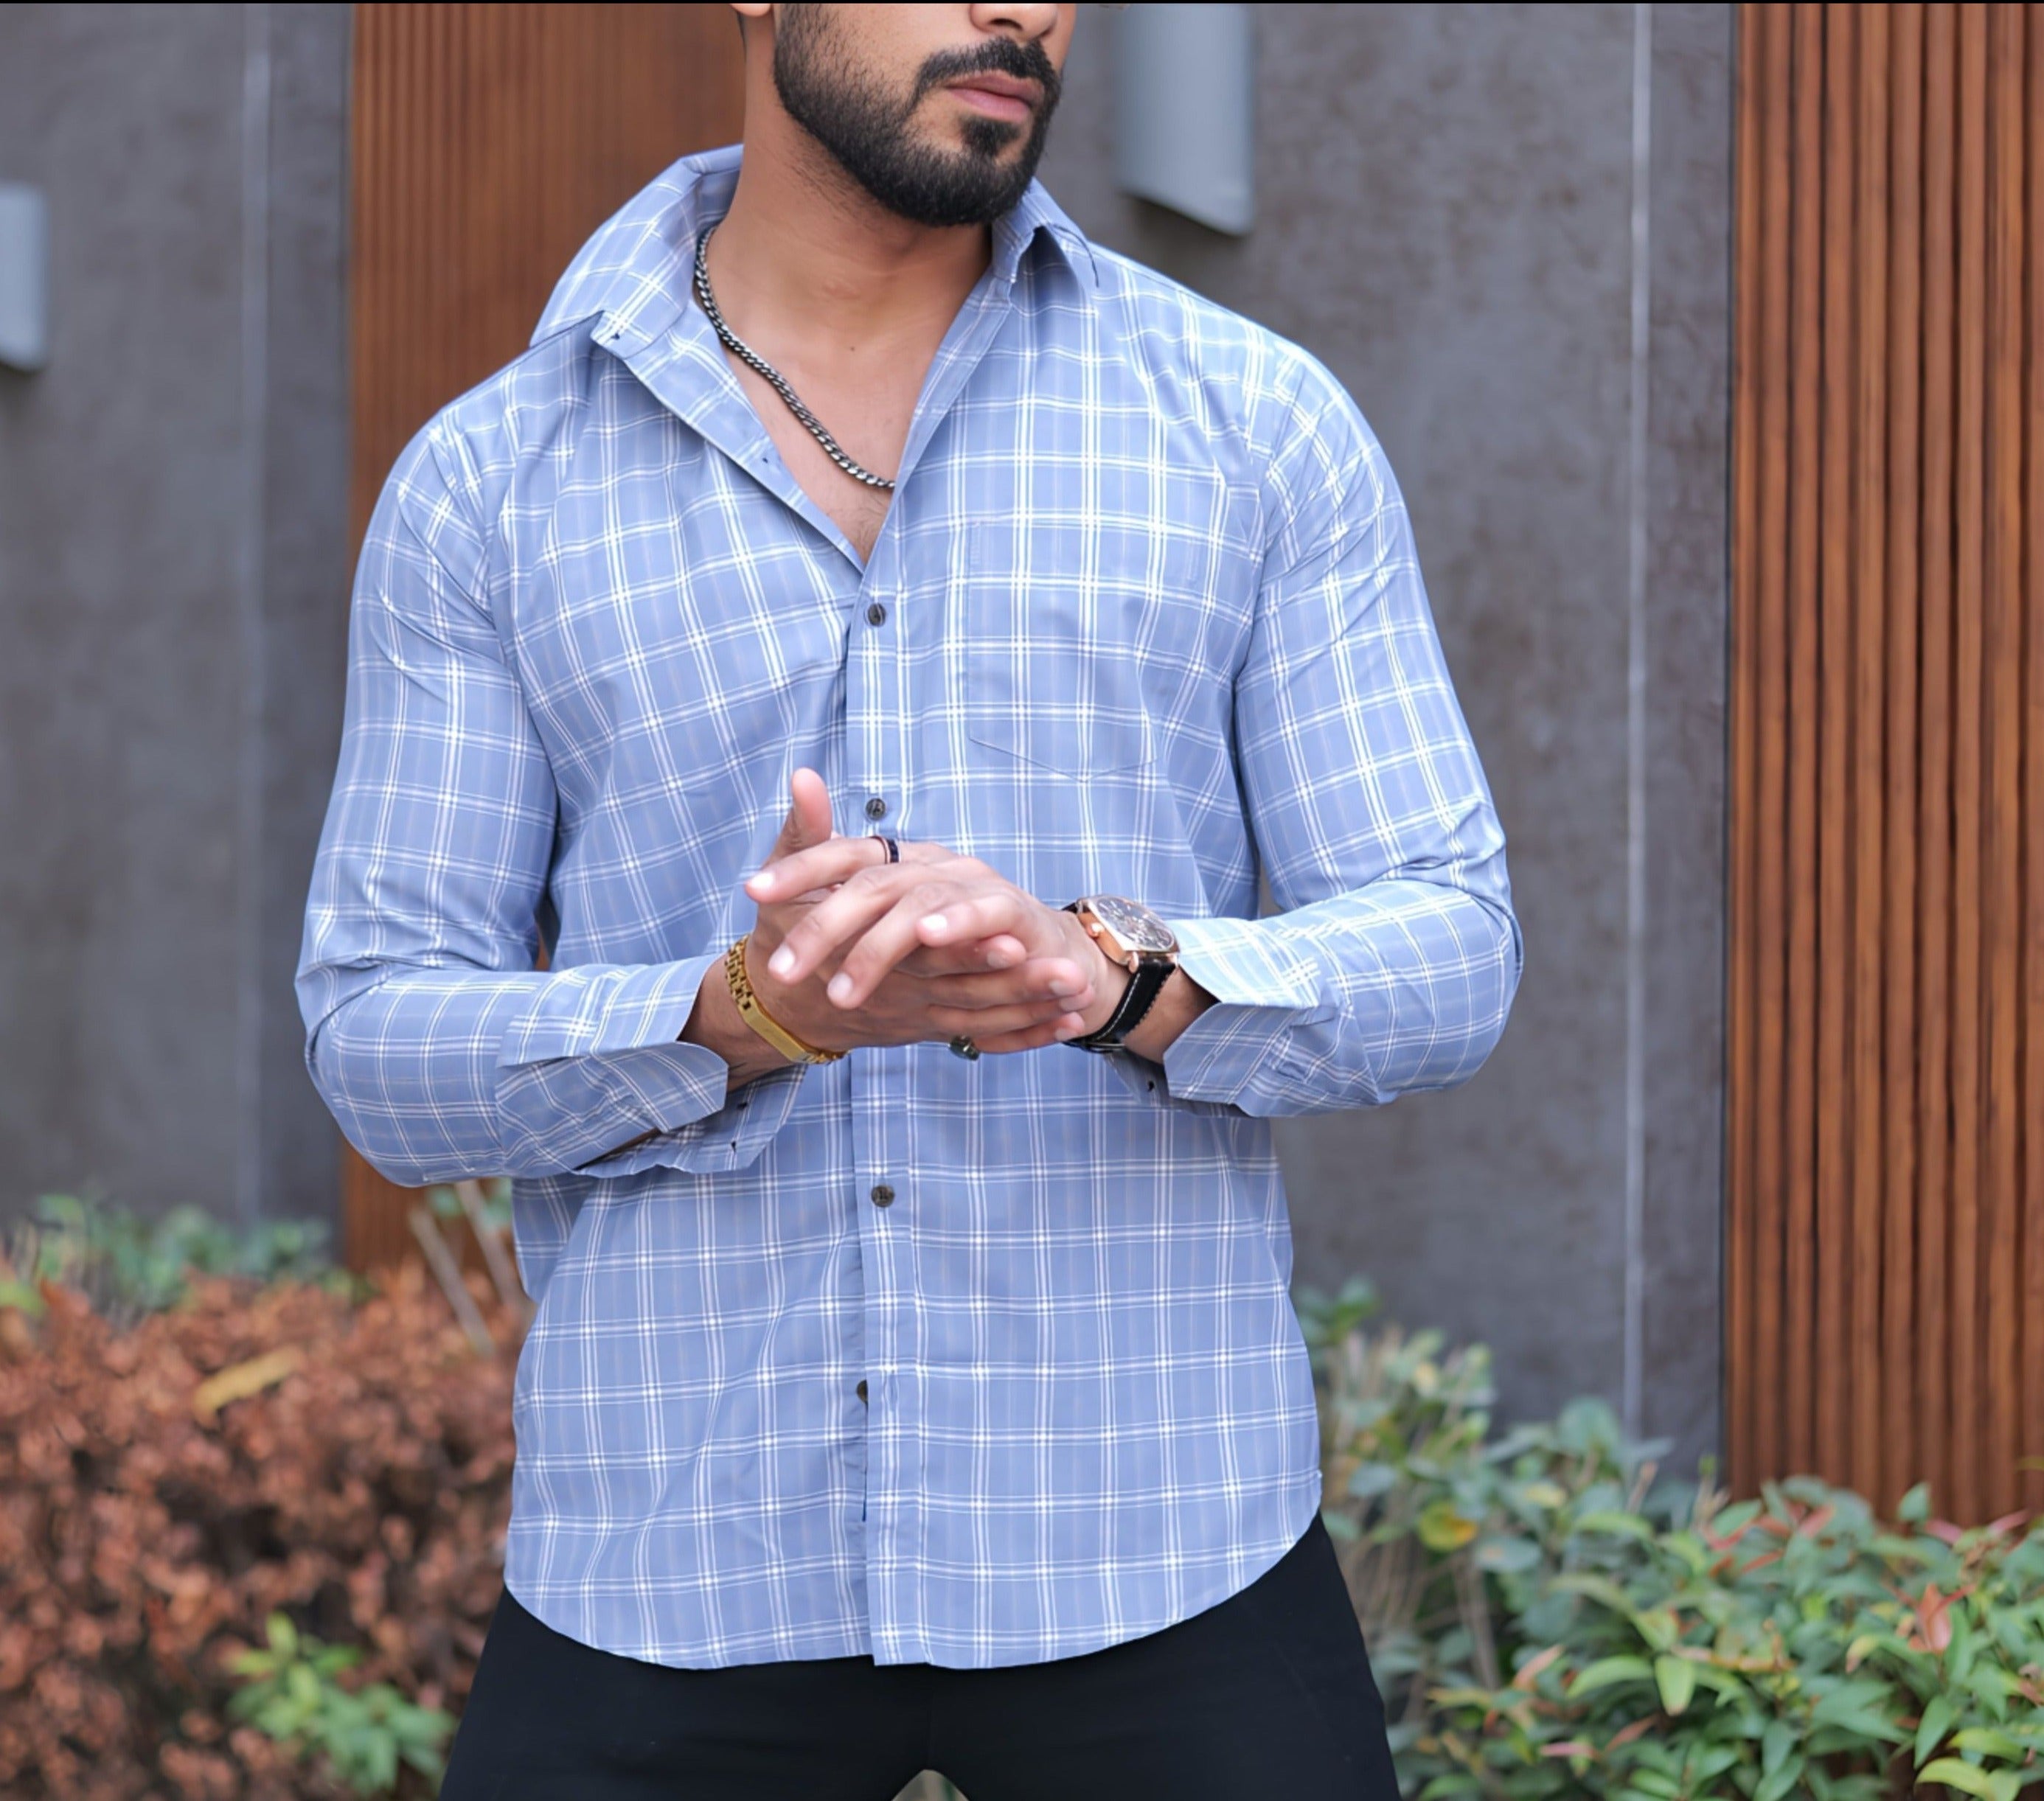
[1049, 980, 1080, 998]
[921, 913, 950, 936]
[827, 973, 854, 1004]
[768, 947, 795, 978]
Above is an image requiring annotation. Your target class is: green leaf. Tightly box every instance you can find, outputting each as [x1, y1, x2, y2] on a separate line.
[1918, 1693, 1956, 1768]
[1346, 1462, 1398, 1500]
[1953, 1726, 2025, 1761]
[1898, 1483, 1933, 1523]
[1474, 1533, 1540, 1574]
[1632, 1606, 1680, 1653]
[1570, 1656, 1655, 1697]
[1551, 1573, 1638, 1616]
[1920, 1759, 2003, 1799]
[1762, 1718, 1796, 1777]
[1416, 1498, 1480, 1553]
[1753, 1756, 1806, 1801]
[1653, 1654, 1697, 1717]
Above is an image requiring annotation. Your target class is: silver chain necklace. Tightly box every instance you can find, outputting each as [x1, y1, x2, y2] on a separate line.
[692, 225, 896, 492]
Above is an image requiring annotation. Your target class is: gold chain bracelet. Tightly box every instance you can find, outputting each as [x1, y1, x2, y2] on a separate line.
[723, 938, 845, 1065]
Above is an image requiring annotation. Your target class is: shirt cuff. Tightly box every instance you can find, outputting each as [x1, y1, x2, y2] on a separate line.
[492, 952, 806, 1174]
[576, 1056, 811, 1176]
[1149, 916, 1331, 1108]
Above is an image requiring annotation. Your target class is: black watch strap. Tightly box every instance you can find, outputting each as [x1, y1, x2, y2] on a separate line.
[1068, 955, 1173, 1053]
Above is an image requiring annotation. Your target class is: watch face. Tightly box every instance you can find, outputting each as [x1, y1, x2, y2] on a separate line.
[1088, 895, 1176, 955]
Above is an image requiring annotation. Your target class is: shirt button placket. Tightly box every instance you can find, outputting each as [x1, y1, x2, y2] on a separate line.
[847, 554, 907, 1632]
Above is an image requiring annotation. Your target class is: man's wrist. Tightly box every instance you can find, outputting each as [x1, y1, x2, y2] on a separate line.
[1119, 966, 1215, 1064]
[1059, 899, 1206, 1056]
[680, 945, 794, 1089]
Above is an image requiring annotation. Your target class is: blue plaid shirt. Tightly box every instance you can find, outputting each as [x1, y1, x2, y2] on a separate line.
[299, 147, 1520, 1671]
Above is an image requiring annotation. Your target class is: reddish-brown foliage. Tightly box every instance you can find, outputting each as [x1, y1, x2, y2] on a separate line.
[0, 1267, 517, 1800]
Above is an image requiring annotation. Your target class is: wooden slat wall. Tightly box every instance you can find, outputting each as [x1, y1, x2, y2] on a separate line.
[1728, 2, 2043, 1519]
[344, 4, 745, 1269]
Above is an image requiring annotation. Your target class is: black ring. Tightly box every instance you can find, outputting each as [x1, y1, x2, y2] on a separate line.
[872, 835, 900, 865]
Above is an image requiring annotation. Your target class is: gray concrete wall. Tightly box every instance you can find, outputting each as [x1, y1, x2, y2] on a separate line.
[0, 3, 351, 1228]
[1040, 1, 1732, 1466]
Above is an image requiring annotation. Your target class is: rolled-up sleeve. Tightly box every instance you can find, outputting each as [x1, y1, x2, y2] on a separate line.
[1155, 362, 1522, 1115]
[296, 425, 802, 1185]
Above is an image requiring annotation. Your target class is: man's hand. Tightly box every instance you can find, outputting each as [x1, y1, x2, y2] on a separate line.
[745, 791, 1131, 1049]
[682, 771, 1111, 1082]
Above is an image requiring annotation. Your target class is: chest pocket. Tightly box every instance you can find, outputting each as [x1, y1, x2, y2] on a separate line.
[958, 520, 1156, 778]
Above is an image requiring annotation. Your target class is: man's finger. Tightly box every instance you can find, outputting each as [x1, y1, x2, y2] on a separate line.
[909, 890, 1040, 955]
[765, 867, 922, 984]
[896, 935, 1029, 978]
[830, 887, 1053, 1006]
[764, 767, 835, 863]
[925, 998, 1091, 1038]
[821, 887, 971, 1006]
[748, 831, 900, 902]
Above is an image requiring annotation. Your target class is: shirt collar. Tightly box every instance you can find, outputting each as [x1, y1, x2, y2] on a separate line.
[531, 143, 1097, 355]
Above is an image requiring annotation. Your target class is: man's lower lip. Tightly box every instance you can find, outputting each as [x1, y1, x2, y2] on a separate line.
[948, 85, 1034, 122]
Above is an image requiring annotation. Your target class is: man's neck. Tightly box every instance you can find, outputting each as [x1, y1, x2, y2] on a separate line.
[707, 116, 995, 355]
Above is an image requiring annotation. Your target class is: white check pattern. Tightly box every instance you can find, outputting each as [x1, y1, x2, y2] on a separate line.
[298, 147, 1521, 1671]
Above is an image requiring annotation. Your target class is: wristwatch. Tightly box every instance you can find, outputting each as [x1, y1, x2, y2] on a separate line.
[1063, 896, 1179, 1053]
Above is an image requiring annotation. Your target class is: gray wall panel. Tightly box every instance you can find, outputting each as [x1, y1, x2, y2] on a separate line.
[1039, 1, 1732, 1461]
[0, 4, 350, 1226]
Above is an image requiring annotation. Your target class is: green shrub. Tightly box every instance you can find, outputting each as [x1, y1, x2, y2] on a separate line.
[1, 1191, 338, 1320]
[229, 1614, 453, 1797]
[1301, 1282, 2044, 1799]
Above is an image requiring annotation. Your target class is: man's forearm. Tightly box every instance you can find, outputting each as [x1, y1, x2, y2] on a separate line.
[679, 953, 794, 1090]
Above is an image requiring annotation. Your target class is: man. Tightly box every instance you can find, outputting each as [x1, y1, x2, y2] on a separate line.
[299, 4, 1520, 1795]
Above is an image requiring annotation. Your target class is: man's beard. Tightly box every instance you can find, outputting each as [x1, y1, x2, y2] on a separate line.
[773, 9, 1062, 229]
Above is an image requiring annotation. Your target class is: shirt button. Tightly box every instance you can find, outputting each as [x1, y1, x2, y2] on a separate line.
[864, 796, 887, 821]
[856, 1380, 869, 1403]
[866, 601, 888, 627]
[870, 1183, 894, 1207]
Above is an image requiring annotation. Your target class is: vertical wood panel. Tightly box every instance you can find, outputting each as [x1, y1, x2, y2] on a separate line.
[1848, 0, 1888, 1505]
[1726, 0, 1767, 1494]
[1879, 2, 1924, 1514]
[1982, 0, 2028, 1523]
[1915, 0, 1958, 1515]
[1950, 0, 1987, 1523]
[1812, 2, 1856, 1485]
[1782, 0, 1825, 1480]
[2022, 13, 2044, 1518]
[344, 4, 745, 1269]
[1730, 2, 2044, 1516]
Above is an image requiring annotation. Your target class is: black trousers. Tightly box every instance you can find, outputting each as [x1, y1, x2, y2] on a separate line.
[442, 1516, 1400, 1800]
